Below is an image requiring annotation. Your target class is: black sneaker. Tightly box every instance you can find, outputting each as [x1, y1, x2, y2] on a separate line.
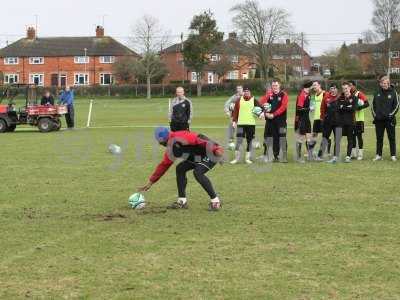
[208, 201, 222, 212]
[167, 201, 189, 209]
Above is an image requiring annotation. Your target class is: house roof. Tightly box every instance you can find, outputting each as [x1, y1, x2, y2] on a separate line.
[269, 42, 310, 57]
[348, 42, 378, 54]
[0, 36, 139, 57]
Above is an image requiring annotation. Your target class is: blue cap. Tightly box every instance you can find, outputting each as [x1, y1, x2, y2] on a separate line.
[154, 127, 170, 143]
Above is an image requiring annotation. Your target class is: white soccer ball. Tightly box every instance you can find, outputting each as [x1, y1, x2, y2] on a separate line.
[228, 142, 236, 151]
[129, 193, 146, 210]
[108, 144, 122, 155]
[263, 103, 272, 113]
[252, 140, 261, 149]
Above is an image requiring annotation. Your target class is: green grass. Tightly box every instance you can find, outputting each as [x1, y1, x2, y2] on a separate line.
[1, 96, 400, 299]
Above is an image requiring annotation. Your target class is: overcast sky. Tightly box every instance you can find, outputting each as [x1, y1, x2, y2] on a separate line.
[0, 0, 374, 56]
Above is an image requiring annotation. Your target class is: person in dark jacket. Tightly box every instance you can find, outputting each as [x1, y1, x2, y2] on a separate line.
[372, 76, 399, 161]
[168, 87, 193, 132]
[327, 82, 357, 164]
[41, 91, 55, 106]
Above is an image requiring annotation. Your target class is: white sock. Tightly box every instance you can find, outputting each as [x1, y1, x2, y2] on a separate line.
[211, 197, 220, 203]
[178, 198, 187, 204]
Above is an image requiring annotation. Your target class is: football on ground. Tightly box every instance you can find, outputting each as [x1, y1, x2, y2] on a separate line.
[1, 96, 399, 299]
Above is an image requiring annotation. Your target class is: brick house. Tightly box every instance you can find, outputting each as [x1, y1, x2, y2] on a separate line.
[161, 34, 311, 84]
[348, 30, 400, 75]
[269, 39, 312, 76]
[161, 32, 256, 84]
[0, 26, 139, 87]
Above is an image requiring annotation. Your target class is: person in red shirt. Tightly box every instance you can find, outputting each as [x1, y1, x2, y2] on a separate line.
[294, 81, 313, 162]
[259, 79, 289, 163]
[138, 127, 224, 211]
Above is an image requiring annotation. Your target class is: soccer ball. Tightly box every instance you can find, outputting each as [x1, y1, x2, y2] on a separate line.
[263, 103, 272, 112]
[252, 140, 261, 149]
[252, 106, 263, 117]
[129, 193, 146, 210]
[228, 142, 236, 151]
[358, 99, 365, 107]
[108, 144, 122, 155]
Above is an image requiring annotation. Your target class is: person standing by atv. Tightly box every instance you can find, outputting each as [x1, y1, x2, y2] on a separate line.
[169, 87, 193, 132]
[41, 91, 55, 106]
[59, 86, 75, 129]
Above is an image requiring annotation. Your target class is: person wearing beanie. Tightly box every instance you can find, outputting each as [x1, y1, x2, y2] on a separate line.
[294, 81, 313, 163]
[138, 127, 224, 211]
[259, 79, 289, 163]
[230, 86, 261, 164]
[168, 87, 193, 132]
[349, 80, 369, 160]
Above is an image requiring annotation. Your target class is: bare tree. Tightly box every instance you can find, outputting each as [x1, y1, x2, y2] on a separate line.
[371, 0, 400, 76]
[230, 0, 293, 80]
[131, 15, 170, 99]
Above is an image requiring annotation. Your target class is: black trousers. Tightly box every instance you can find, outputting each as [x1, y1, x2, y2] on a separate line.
[336, 125, 354, 157]
[321, 121, 335, 155]
[65, 105, 75, 128]
[375, 119, 397, 156]
[264, 120, 287, 158]
[176, 159, 217, 199]
[170, 122, 189, 132]
[236, 125, 255, 151]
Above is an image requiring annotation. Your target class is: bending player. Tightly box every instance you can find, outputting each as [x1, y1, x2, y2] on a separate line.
[138, 127, 224, 211]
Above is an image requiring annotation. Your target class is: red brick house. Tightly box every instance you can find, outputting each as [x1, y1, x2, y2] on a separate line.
[161, 33, 311, 84]
[0, 26, 139, 87]
[161, 33, 256, 84]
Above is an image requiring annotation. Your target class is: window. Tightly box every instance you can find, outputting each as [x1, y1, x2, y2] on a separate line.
[227, 70, 239, 80]
[4, 74, 19, 84]
[74, 56, 89, 64]
[29, 74, 44, 86]
[4, 57, 18, 65]
[74, 73, 89, 85]
[373, 52, 383, 59]
[191, 72, 198, 82]
[272, 55, 284, 60]
[210, 54, 220, 62]
[29, 57, 44, 64]
[291, 55, 302, 60]
[231, 55, 239, 63]
[100, 73, 114, 85]
[390, 67, 400, 74]
[100, 56, 115, 64]
[391, 51, 400, 58]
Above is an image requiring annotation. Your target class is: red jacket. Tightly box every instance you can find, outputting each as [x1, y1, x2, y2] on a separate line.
[320, 92, 339, 120]
[259, 90, 289, 120]
[149, 131, 222, 183]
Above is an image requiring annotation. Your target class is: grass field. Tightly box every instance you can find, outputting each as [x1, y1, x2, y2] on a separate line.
[1, 96, 400, 299]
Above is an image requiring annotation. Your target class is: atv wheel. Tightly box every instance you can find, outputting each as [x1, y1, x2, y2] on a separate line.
[38, 118, 53, 133]
[53, 119, 61, 131]
[7, 124, 16, 132]
[0, 119, 7, 133]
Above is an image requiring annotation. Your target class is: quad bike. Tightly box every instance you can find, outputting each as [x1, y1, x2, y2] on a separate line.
[0, 84, 67, 133]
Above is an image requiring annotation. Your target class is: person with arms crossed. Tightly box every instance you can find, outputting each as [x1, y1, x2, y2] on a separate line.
[169, 87, 193, 132]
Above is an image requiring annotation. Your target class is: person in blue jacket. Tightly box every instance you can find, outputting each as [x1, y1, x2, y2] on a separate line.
[59, 86, 75, 129]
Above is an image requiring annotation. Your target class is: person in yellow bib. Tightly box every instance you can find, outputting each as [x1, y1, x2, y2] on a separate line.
[309, 81, 327, 160]
[230, 87, 261, 164]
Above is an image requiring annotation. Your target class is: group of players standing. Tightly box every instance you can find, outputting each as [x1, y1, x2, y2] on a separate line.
[225, 76, 399, 164]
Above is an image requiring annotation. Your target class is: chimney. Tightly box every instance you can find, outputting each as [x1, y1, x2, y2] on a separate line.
[96, 25, 105, 38]
[358, 39, 363, 44]
[285, 39, 291, 45]
[229, 32, 237, 40]
[27, 27, 36, 40]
